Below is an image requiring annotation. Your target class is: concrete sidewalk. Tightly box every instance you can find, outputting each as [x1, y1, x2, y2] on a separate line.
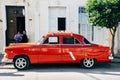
[111, 53, 120, 62]
[0, 53, 4, 63]
[112, 56, 120, 63]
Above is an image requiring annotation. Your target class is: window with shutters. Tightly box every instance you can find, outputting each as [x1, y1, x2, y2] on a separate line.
[78, 7, 94, 42]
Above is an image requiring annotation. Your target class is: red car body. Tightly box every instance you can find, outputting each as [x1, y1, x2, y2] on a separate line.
[5, 32, 113, 70]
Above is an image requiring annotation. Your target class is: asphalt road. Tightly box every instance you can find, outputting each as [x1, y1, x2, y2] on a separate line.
[0, 63, 120, 80]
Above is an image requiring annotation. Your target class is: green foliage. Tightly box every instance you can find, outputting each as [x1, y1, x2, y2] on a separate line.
[86, 0, 120, 55]
[86, 0, 120, 28]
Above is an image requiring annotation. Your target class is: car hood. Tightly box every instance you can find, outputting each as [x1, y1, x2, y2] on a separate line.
[5, 43, 38, 52]
[9, 43, 38, 47]
[5, 43, 39, 50]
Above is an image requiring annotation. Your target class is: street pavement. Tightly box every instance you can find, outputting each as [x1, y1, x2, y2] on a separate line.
[0, 53, 120, 80]
[0, 63, 120, 80]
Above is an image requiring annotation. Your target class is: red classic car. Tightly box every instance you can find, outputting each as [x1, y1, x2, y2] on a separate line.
[5, 32, 113, 70]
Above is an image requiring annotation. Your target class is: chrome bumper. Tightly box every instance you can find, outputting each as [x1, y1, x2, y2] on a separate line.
[2, 58, 13, 63]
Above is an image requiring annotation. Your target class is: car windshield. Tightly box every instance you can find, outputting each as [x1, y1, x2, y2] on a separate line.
[83, 38, 91, 44]
[37, 36, 45, 44]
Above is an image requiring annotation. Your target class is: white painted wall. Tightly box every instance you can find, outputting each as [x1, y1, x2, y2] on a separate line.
[94, 27, 109, 46]
[39, 0, 49, 38]
[39, 0, 109, 45]
[48, 7, 66, 32]
[0, 0, 111, 54]
[34, 0, 40, 42]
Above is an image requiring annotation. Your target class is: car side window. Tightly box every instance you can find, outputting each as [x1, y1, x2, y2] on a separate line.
[63, 37, 80, 44]
[83, 38, 90, 44]
[43, 36, 59, 44]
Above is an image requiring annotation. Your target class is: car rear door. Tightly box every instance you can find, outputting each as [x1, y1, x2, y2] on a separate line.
[61, 37, 84, 63]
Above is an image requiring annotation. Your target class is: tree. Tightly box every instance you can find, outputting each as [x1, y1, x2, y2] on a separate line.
[86, 0, 120, 56]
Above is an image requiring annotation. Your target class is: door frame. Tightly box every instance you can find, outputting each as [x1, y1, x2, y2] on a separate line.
[6, 6, 25, 46]
[3, 4, 28, 47]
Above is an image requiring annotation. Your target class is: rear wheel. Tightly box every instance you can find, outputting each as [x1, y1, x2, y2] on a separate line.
[13, 56, 30, 70]
[81, 58, 96, 69]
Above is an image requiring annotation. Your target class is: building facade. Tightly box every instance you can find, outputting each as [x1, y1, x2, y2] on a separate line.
[0, 0, 119, 55]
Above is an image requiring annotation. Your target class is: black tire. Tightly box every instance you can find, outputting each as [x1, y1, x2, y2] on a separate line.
[81, 58, 96, 69]
[13, 56, 30, 70]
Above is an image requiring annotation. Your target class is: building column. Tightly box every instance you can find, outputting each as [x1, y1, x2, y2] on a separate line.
[34, 0, 40, 42]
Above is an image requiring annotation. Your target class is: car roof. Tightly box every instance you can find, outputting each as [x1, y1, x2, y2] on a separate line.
[45, 32, 84, 38]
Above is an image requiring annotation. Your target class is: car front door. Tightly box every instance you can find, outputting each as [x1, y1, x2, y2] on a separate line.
[39, 36, 62, 63]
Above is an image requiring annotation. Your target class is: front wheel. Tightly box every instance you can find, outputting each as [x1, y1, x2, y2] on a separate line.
[13, 56, 30, 70]
[81, 58, 96, 69]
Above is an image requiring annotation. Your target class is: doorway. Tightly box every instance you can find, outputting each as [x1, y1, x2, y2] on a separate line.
[58, 17, 66, 31]
[17, 17, 25, 34]
[6, 6, 25, 46]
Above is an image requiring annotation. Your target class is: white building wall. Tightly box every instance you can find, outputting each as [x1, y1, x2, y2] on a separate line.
[34, 0, 40, 42]
[0, 0, 26, 53]
[94, 27, 109, 46]
[117, 23, 120, 54]
[0, 0, 36, 53]
[0, 0, 4, 54]
[68, 3, 78, 32]
[0, 0, 111, 54]
[48, 7, 66, 32]
[26, 0, 35, 42]
[39, 0, 49, 38]
[113, 24, 120, 54]
[38, 0, 98, 42]
[39, 0, 83, 36]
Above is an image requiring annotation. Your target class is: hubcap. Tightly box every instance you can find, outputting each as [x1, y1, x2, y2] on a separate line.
[15, 58, 27, 69]
[83, 58, 94, 68]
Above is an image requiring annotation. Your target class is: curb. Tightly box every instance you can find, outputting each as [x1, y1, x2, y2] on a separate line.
[111, 58, 120, 63]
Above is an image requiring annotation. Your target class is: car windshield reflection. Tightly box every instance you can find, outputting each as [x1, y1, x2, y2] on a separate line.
[37, 36, 45, 44]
